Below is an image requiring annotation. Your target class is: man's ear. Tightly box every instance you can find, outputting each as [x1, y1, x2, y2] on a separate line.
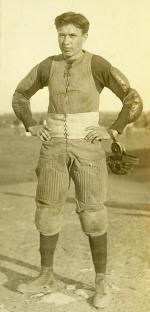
[83, 32, 88, 42]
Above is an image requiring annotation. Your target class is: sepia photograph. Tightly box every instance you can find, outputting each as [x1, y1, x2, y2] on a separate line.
[0, 1, 150, 311]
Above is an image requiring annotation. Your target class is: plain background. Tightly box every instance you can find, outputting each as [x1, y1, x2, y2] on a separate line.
[0, 0, 149, 114]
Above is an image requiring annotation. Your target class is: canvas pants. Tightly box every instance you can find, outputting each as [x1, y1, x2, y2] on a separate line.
[35, 138, 108, 237]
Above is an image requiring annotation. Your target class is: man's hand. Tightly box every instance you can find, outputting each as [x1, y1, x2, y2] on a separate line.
[84, 126, 114, 143]
[28, 125, 52, 142]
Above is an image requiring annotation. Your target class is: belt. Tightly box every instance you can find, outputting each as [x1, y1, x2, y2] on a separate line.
[46, 112, 110, 139]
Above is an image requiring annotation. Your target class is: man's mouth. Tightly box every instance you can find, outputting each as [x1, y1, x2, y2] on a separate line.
[62, 47, 72, 52]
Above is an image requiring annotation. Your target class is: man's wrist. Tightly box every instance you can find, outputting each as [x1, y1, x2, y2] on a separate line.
[28, 125, 38, 136]
[107, 128, 119, 141]
[110, 129, 118, 136]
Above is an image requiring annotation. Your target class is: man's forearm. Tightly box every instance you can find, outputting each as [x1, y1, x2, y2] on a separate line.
[12, 91, 37, 131]
[110, 88, 143, 133]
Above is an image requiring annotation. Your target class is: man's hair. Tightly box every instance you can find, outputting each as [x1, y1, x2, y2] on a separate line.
[55, 12, 89, 34]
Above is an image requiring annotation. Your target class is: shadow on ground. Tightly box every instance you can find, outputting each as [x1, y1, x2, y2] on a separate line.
[0, 254, 93, 294]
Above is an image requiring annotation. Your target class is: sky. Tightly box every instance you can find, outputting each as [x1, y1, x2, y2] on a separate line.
[0, 0, 150, 114]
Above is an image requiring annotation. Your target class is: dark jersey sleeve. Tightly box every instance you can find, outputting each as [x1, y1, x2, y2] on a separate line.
[91, 55, 143, 133]
[12, 56, 53, 131]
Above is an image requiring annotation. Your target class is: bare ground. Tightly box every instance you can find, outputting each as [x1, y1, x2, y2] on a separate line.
[0, 173, 150, 312]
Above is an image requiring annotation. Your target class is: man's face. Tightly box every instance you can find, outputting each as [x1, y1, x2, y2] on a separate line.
[57, 24, 88, 59]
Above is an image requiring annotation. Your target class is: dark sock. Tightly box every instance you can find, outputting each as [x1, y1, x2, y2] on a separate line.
[40, 233, 59, 267]
[89, 233, 107, 274]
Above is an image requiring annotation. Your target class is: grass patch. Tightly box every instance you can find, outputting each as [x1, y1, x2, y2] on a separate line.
[0, 129, 150, 185]
[0, 133, 41, 185]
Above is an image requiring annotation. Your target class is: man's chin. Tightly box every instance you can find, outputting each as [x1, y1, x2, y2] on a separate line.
[62, 51, 73, 58]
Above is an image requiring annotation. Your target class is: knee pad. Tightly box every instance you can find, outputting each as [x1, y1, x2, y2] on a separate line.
[35, 204, 63, 236]
[76, 201, 107, 236]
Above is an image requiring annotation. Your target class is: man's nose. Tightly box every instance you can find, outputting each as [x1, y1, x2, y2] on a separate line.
[63, 35, 70, 45]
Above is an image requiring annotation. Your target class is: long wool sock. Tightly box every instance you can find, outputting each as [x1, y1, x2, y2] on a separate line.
[39, 233, 59, 267]
[89, 233, 107, 274]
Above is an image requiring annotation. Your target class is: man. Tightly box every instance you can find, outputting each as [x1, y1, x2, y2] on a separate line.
[12, 12, 143, 308]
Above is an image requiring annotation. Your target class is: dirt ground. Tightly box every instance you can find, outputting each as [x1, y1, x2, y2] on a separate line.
[0, 172, 150, 312]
